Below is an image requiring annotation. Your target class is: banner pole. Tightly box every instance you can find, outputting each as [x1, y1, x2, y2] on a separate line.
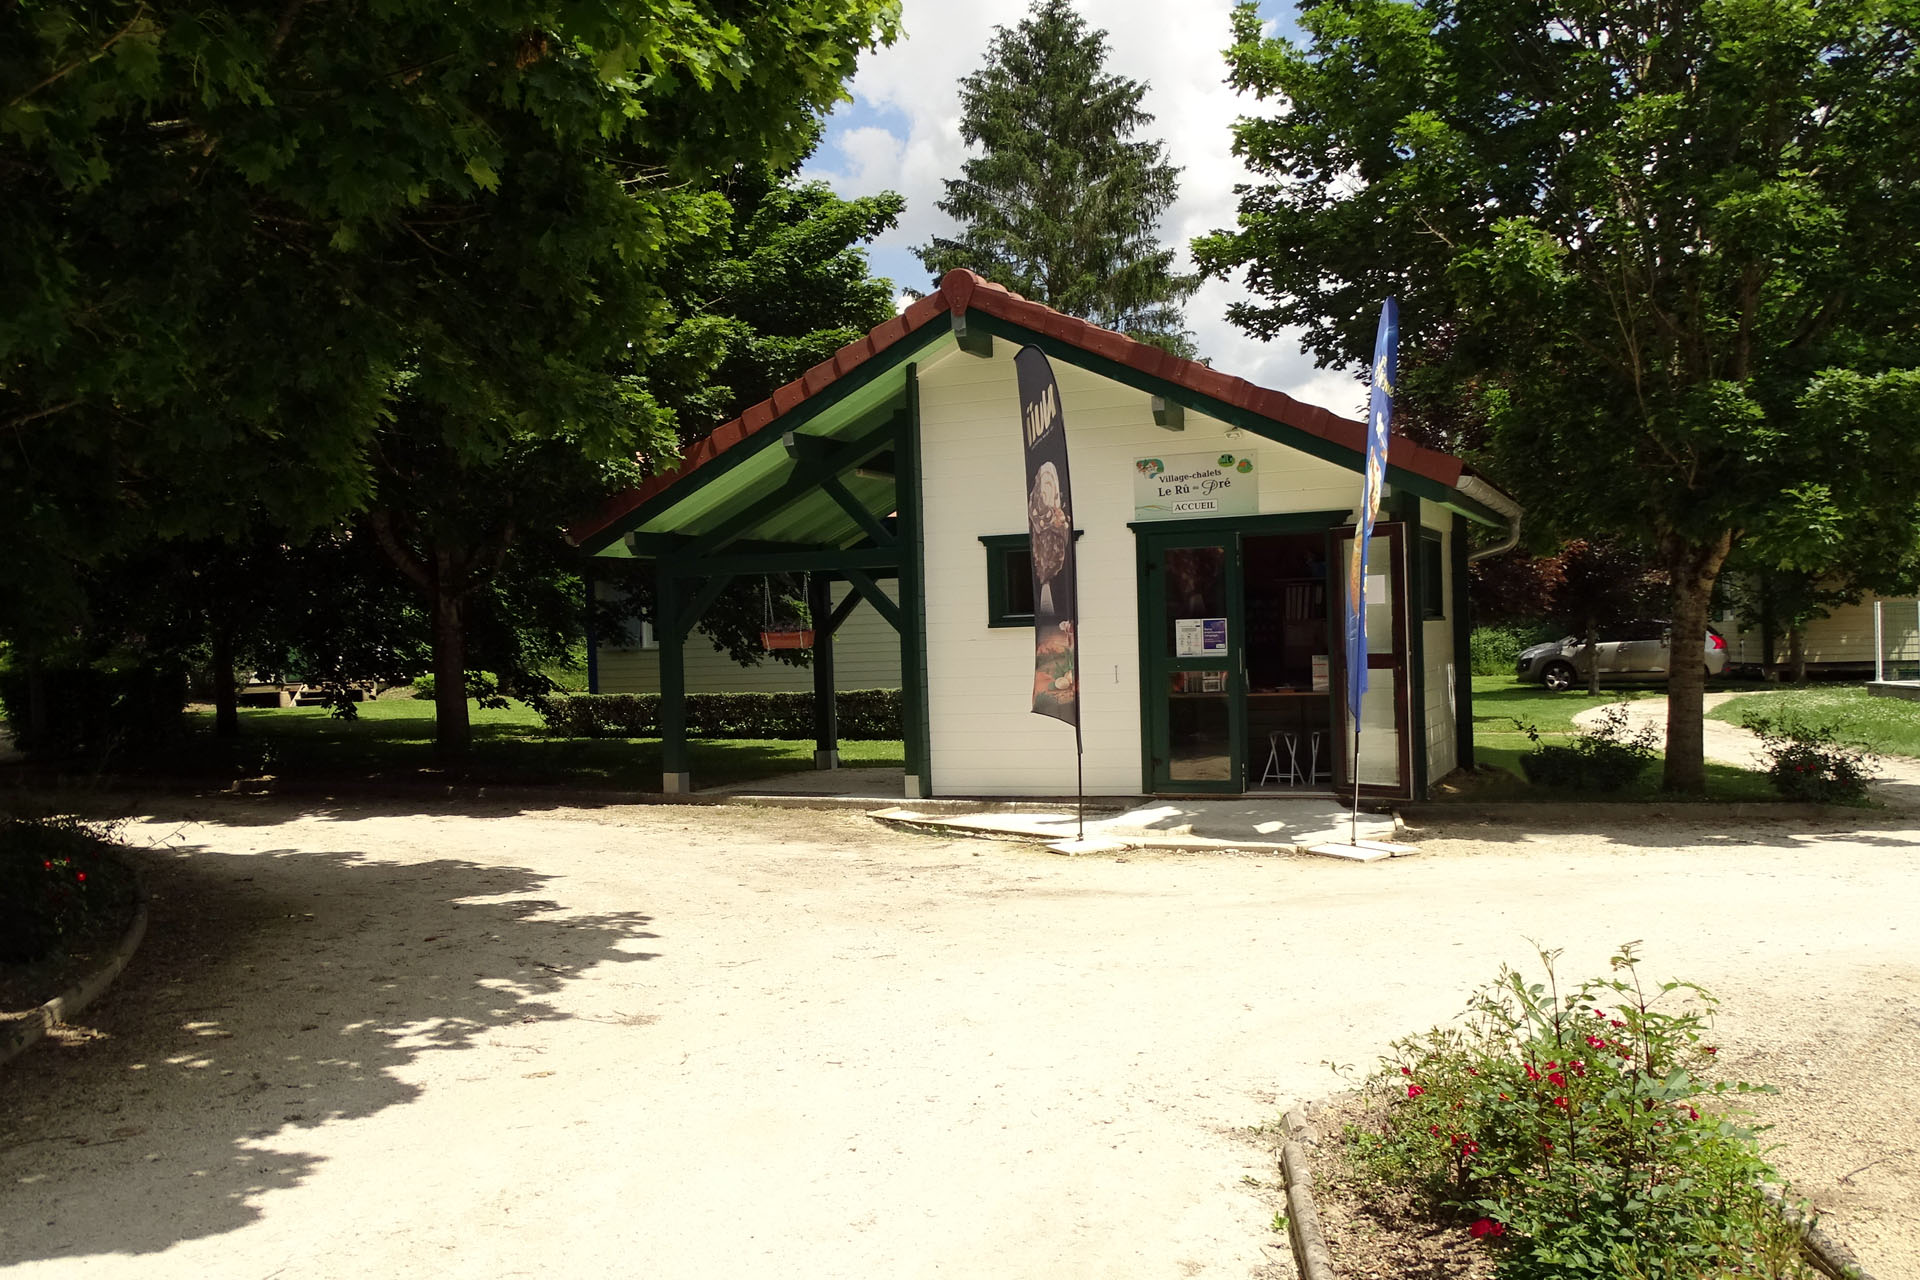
[1075, 722, 1085, 841]
[1350, 720, 1361, 845]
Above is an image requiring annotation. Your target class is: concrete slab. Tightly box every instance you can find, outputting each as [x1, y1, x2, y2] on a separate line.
[871, 797, 1402, 855]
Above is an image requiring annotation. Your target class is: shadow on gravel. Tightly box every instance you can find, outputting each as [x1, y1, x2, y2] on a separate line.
[0, 835, 658, 1264]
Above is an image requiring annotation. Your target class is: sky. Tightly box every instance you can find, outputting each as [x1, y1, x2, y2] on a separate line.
[800, 0, 1368, 418]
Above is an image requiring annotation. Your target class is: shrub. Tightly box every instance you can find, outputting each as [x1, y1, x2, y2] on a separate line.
[410, 675, 436, 701]
[532, 689, 902, 741]
[1471, 623, 1560, 677]
[1351, 945, 1807, 1279]
[1741, 714, 1877, 804]
[0, 664, 188, 762]
[1514, 706, 1658, 792]
[0, 817, 140, 963]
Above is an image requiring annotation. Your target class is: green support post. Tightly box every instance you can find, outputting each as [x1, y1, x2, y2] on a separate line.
[1452, 514, 1476, 771]
[657, 562, 691, 794]
[808, 574, 839, 769]
[1398, 493, 1429, 800]
[897, 364, 933, 798]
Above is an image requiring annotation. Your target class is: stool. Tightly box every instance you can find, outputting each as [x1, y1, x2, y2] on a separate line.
[1308, 730, 1331, 785]
[1260, 730, 1303, 787]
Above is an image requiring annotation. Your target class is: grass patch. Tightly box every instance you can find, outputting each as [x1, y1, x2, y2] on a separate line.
[1708, 685, 1920, 760]
[123, 699, 902, 792]
[1467, 677, 1774, 802]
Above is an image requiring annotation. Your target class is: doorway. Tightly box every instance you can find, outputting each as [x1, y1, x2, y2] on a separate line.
[1242, 533, 1335, 791]
[1137, 519, 1412, 797]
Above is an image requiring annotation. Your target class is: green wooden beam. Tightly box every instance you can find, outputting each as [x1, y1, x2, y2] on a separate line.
[656, 566, 691, 793]
[808, 574, 839, 768]
[838, 566, 902, 631]
[679, 545, 903, 577]
[577, 324, 951, 556]
[1451, 513, 1476, 772]
[952, 311, 993, 358]
[683, 414, 902, 559]
[820, 473, 896, 547]
[675, 573, 737, 642]
[826, 589, 863, 635]
[1398, 494, 1429, 801]
[898, 362, 933, 796]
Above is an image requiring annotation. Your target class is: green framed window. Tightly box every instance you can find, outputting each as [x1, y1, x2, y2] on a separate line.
[980, 531, 1081, 628]
[1418, 530, 1445, 619]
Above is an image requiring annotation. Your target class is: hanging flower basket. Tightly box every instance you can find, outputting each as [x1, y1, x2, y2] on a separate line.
[761, 628, 815, 651]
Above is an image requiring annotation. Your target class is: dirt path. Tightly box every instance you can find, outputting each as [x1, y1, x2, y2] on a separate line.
[2, 797, 1917, 1278]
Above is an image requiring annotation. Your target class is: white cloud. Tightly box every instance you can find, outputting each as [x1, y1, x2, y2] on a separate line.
[804, 0, 1356, 410]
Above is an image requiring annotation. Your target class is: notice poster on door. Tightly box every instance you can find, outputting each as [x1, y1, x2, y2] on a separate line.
[1133, 452, 1259, 520]
[1175, 617, 1229, 657]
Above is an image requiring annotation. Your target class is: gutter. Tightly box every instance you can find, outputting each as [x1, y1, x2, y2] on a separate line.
[1459, 473, 1524, 562]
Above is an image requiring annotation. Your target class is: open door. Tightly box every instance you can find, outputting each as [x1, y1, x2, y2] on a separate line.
[1331, 523, 1412, 799]
[1141, 530, 1245, 793]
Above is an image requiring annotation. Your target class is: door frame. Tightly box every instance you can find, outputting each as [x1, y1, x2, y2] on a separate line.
[1132, 511, 1352, 794]
[1328, 521, 1415, 801]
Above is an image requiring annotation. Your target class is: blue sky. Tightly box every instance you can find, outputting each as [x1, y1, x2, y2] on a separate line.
[800, 2, 1360, 411]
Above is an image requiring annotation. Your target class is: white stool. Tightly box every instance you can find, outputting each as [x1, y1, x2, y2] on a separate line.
[1261, 730, 1303, 787]
[1308, 730, 1330, 785]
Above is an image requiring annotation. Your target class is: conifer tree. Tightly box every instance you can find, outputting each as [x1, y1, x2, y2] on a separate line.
[916, 0, 1197, 355]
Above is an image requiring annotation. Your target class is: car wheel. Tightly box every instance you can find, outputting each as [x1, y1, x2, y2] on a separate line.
[1542, 661, 1576, 692]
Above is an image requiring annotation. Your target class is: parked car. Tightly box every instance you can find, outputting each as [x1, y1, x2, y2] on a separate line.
[1515, 620, 1728, 691]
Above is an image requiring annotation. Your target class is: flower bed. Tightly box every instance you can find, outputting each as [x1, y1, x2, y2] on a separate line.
[1316, 946, 1824, 1279]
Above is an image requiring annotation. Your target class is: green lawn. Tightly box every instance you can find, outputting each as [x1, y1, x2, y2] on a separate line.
[1706, 685, 1920, 760]
[149, 697, 903, 792]
[1465, 676, 1775, 802]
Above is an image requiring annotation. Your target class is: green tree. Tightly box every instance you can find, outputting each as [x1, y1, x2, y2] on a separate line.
[1196, 0, 1920, 790]
[915, 0, 1197, 355]
[1, 0, 899, 670]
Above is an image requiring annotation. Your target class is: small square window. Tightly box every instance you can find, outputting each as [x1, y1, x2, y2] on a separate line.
[981, 531, 1079, 628]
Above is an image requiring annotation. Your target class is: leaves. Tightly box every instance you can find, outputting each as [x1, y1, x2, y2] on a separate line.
[914, 0, 1197, 355]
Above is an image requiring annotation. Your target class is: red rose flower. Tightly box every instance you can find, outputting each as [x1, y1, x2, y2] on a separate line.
[1547, 1071, 1567, 1088]
[1406, 1084, 1425, 1098]
[1468, 1218, 1506, 1238]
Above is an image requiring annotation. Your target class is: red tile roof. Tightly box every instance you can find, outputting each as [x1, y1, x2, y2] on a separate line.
[568, 268, 1469, 549]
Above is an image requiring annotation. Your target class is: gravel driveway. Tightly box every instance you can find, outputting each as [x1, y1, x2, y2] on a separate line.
[2, 795, 1917, 1278]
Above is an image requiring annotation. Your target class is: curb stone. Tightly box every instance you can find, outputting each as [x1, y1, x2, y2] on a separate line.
[1278, 1095, 1878, 1280]
[1279, 1104, 1335, 1280]
[0, 858, 148, 1070]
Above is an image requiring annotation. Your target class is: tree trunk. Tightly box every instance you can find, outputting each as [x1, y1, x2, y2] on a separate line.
[431, 584, 470, 756]
[211, 624, 240, 738]
[1585, 620, 1601, 696]
[1787, 623, 1808, 685]
[1661, 531, 1734, 794]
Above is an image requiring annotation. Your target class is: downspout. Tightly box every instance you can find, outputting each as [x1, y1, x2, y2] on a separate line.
[1460, 475, 1524, 562]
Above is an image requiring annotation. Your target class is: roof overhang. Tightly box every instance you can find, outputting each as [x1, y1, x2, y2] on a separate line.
[568, 269, 1519, 557]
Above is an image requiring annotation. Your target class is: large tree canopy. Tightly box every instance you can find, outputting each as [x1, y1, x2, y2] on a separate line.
[1196, 0, 1920, 790]
[1, 0, 898, 646]
[915, 0, 1197, 354]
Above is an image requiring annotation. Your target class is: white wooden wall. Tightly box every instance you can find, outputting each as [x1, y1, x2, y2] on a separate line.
[1720, 592, 1920, 670]
[594, 580, 901, 695]
[914, 342, 1454, 796]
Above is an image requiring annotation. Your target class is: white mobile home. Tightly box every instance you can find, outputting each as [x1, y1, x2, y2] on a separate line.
[568, 271, 1520, 800]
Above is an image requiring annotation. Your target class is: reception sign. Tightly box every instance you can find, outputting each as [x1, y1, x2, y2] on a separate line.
[1133, 451, 1259, 521]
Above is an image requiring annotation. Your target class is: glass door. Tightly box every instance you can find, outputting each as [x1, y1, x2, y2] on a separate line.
[1330, 524, 1411, 798]
[1142, 532, 1245, 793]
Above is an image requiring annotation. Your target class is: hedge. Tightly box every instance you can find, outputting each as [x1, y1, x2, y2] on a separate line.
[0, 664, 188, 760]
[533, 689, 901, 740]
